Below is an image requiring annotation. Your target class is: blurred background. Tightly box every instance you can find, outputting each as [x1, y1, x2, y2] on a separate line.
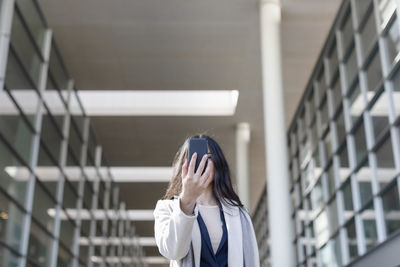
[0, 0, 400, 266]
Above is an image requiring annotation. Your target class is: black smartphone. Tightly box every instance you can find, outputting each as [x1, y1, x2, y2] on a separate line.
[188, 138, 208, 175]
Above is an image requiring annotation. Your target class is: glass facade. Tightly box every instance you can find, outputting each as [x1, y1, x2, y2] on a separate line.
[254, 0, 400, 266]
[0, 0, 147, 266]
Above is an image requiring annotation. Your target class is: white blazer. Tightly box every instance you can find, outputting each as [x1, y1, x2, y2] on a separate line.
[153, 195, 259, 267]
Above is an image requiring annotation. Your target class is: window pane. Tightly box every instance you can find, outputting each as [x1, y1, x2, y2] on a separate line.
[36, 145, 60, 200]
[0, 191, 24, 253]
[356, 161, 374, 207]
[326, 164, 336, 197]
[48, 43, 70, 91]
[369, 91, 391, 142]
[10, 12, 42, 88]
[0, 245, 20, 266]
[343, 180, 354, 220]
[328, 198, 339, 235]
[310, 180, 324, 218]
[31, 181, 56, 233]
[59, 218, 75, 251]
[341, 9, 354, 54]
[57, 244, 74, 267]
[382, 182, 400, 236]
[0, 137, 29, 206]
[361, 203, 378, 251]
[391, 65, 400, 118]
[28, 221, 53, 266]
[335, 108, 346, 147]
[40, 108, 63, 162]
[328, 41, 339, 79]
[346, 218, 358, 260]
[15, 0, 46, 50]
[339, 146, 351, 182]
[0, 93, 35, 164]
[354, 0, 374, 26]
[344, 47, 358, 90]
[331, 77, 342, 112]
[354, 120, 368, 165]
[315, 210, 329, 247]
[348, 83, 364, 125]
[365, 51, 383, 93]
[359, 10, 377, 58]
[385, 16, 400, 67]
[375, 136, 397, 189]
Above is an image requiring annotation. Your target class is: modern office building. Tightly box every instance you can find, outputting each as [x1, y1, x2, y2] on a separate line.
[0, 0, 399, 267]
[254, 0, 400, 266]
[0, 0, 147, 266]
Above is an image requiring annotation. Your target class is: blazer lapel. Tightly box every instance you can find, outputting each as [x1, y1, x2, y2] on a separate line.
[221, 200, 243, 267]
[191, 211, 201, 267]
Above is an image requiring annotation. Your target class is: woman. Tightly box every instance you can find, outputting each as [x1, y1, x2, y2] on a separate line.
[153, 134, 259, 267]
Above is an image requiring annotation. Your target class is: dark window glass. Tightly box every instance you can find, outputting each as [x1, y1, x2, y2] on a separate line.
[59, 217, 75, 251]
[365, 51, 383, 92]
[328, 41, 339, 80]
[391, 65, 400, 118]
[343, 180, 354, 220]
[375, 136, 396, 189]
[0, 93, 35, 164]
[15, 0, 46, 50]
[331, 77, 342, 112]
[354, 0, 374, 26]
[341, 9, 354, 55]
[361, 202, 378, 251]
[57, 244, 74, 267]
[0, 191, 24, 253]
[0, 137, 29, 206]
[31, 181, 56, 233]
[360, 9, 378, 58]
[0, 245, 20, 266]
[344, 47, 358, 89]
[328, 198, 339, 234]
[4, 51, 40, 126]
[10, 12, 42, 87]
[36, 144, 59, 199]
[369, 91, 390, 142]
[40, 108, 63, 161]
[48, 43, 70, 92]
[339, 146, 351, 182]
[385, 16, 400, 67]
[326, 164, 336, 197]
[382, 182, 400, 236]
[346, 219, 358, 260]
[348, 83, 363, 125]
[28, 221, 53, 266]
[335, 108, 346, 147]
[356, 161, 374, 207]
[353, 120, 368, 164]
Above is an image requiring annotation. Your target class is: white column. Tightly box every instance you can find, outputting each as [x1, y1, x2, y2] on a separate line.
[236, 122, 251, 211]
[260, 0, 295, 266]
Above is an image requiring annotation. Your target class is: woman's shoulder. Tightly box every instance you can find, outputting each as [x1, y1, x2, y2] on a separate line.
[154, 195, 178, 212]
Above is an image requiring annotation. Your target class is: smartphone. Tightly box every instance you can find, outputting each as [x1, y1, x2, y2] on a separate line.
[188, 138, 208, 175]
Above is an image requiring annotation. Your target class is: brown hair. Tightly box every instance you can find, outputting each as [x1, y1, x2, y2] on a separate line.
[162, 133, 243, 207]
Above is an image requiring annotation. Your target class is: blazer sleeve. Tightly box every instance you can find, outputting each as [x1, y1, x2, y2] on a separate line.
[241, 207, 260, 267]
[153, 195, 199, 260]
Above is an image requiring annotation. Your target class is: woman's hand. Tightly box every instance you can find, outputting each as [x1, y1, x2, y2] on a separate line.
[179, 152, 214, 215]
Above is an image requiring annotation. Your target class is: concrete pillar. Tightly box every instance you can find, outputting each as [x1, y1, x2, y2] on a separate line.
[259, 0, 295, 266]
[236, 122, 251, 211]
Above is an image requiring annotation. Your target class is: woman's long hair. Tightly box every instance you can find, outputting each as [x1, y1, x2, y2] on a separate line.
[162, 133, 243, 208]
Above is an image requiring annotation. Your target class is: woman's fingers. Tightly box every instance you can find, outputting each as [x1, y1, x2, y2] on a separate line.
[195, 154, 208, 176]
[201, 160, 214, 186]
[181, 159, 188, 178]
[187, 152, 197, 176]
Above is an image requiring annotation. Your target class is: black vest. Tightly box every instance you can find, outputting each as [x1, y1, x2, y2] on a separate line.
[197, 204, 228, 267]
